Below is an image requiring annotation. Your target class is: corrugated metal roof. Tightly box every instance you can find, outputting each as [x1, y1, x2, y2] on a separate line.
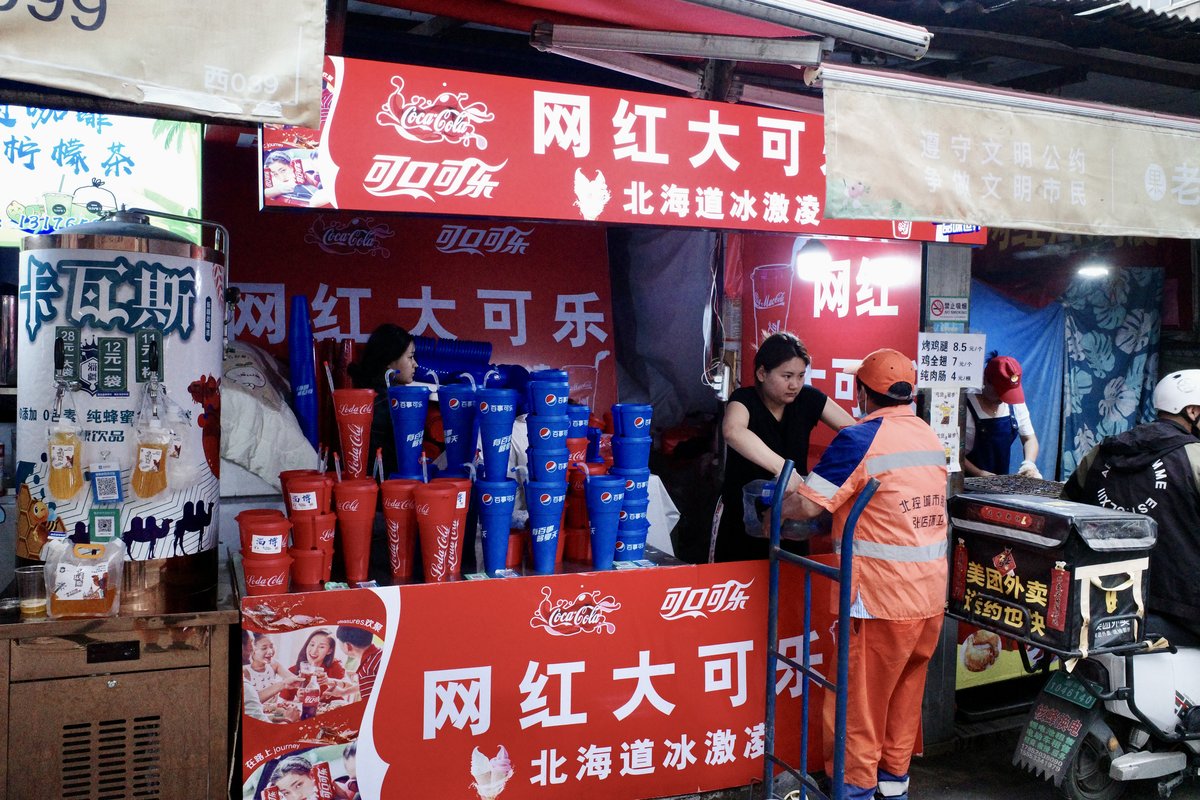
[1028, 0, 1200, 33]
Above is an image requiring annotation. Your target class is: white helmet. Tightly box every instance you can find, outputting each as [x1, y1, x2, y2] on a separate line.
[1153, 370, 1200, 414]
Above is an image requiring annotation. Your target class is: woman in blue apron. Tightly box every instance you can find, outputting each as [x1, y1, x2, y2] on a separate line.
[963, 353, 1041, 477]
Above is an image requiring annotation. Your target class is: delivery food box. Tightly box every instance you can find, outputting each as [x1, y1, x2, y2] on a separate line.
[947, 493, 1156, 659]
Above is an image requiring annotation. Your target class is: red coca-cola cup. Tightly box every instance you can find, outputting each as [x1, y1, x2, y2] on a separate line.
[381, 478, 421, 583]
[566, 437, 588, 463]
[413, 483, 467, 583]
[333, 388, 377, 479]
[279, 469, 320, 494]
[239, 515, 292, 556]
[287, 475, 333, 518]
[334, 478, 379, 584]
[289, 548, 325, 589]
[312, 512, 338, 581]
[564, 526, 591, 563]
[243, 552, 293, 596]
[291, 515, 317, 550]
[506, 529, 524, 571]
[236, 508, 286, 546]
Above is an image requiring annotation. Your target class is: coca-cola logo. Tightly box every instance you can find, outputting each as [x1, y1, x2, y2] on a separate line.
[383, 497, 413, 511]
[340, 499, 361, 512]
[246, 572, 287, 588]
[337, 402, 374, 416]
[344, 423, 366, 475]
[428, 521, 459, 580]
[530, 586, 622, 637]
[305, 215, 395, 257]
[376, 76, 495, 149]
[755, 290, 786, 309]
[415, 502, 431, 516]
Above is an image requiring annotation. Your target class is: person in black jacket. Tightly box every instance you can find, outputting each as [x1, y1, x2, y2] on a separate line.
[1063, 369, 1200, 643]
[347, 324, 417, 477]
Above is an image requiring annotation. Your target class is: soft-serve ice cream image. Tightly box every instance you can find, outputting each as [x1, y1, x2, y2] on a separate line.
[470, 745, 514, 800]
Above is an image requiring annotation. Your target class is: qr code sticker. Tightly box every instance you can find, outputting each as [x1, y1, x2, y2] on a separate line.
[95, 515, 116, 538]
[94, 474, 121, 502]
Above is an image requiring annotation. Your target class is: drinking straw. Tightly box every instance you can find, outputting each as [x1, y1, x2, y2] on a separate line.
[324, 360, 346, 459]
[333, 451, 343, 482]
[459, 372, 477, 390]
[374, 448, 384, 483]
[482, 368, 501, 386]
[420, 454, 429, 483]
[463, 462, 477, 482]
[385, 368, 396, 387]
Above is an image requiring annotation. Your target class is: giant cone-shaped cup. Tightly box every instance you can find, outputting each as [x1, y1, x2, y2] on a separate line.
[526, 481, 567, 575]
[387, 385, 430, 479]
[476, 388, 519, 482]
[439, 384, 479, 473]
[333, 388, 376, 479]
[585, 475, 625, 571]
[413, 483, 468, 583]
[334, 478, 379, 583]
[381, 479, 421, 583]
[475, 479, 517, 577]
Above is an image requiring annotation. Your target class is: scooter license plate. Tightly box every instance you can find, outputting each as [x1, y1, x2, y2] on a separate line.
[1043, 671, 1098, 710]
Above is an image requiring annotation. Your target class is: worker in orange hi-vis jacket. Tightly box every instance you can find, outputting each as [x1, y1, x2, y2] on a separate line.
[781, 348, 948, 800]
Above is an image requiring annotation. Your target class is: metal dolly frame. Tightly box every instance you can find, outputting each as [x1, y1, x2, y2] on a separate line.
[761, 460, 880, 800]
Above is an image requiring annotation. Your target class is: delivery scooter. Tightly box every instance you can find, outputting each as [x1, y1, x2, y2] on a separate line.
[1015, 636, 1200, 800]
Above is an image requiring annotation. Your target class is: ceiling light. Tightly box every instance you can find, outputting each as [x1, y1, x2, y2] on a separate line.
[793, 237, 832, 279]
[674, 0, 932, 60]
[531, 22, 826, 66]
[531, 45, 704, 94]
[1077, 263, 1110, 278]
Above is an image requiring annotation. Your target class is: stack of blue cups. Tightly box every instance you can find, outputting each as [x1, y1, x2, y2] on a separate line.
[438, 382, 479, 475]
[610, 403, 654, 561]
[387, 384, 431, 480]
[476, 387, 519, 482]
[524, 370, 571, 574]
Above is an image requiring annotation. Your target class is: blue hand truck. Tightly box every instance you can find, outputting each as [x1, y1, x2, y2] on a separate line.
[761, 460, 880, 800]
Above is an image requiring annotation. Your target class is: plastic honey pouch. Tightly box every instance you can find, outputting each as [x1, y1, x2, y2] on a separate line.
[44, 538, 125, 619]
[47, 421, 85, 501]
[132, 421, 172, 499]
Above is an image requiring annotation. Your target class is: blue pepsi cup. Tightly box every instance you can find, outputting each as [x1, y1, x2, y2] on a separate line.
[585, 475, 625, 570]
[528, 381, 570, 416]
[616, 522, 649, 561]
[475, 478, 517, 577]
[619, 496, 650, 526]
[586, 426, 603, 463]
[612, 403, 653, 437]
[439, 383, 478, 473]
[477, 388, 519, 482]
[610, 467, 651, 501]
[529, 369, 570, 384]
[387, 385, 430, 479]
[526, 481, 567, 575]
[611, 436, 652, 470]
[565, 403, 591, 438]
[526, 447, 570, 483]
[528, 414, 570, 447]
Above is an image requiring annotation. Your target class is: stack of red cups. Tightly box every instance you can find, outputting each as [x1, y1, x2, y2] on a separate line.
[281, 469, 337, 588]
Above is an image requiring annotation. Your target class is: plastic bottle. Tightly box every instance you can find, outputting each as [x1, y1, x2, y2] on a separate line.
[300, 674, 321, 720]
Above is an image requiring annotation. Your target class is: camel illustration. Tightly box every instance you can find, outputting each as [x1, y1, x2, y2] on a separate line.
[171, 500, 213, 556]
[123, 515, 174, 559]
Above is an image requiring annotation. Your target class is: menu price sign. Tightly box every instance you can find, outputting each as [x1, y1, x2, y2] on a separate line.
[1013, 671, 1101, 787]
[916, 333, 986, 387]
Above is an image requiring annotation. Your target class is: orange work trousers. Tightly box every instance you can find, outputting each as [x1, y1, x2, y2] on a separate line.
[822, 615, 944, 791]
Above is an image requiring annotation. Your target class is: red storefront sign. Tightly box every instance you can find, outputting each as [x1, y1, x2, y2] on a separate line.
[221, 211, 618, 413]
[241, 560, 835, 799]
[261, 56, 986, 244]
[736, 236, 923, 464]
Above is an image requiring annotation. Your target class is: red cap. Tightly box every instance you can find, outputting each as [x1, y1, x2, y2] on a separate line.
[984, 356, 1024, 404]
[854, 349, 916, 401]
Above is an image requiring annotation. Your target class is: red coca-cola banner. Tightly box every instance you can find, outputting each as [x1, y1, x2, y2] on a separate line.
[260, 56, 986, 244]
[735, 235, 923, 465]
[241, 560, 836, 799]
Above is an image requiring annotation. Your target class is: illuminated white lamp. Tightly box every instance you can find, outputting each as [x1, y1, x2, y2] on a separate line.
[1077, 262, 1110, 279]
[793, 237, 832, 279]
